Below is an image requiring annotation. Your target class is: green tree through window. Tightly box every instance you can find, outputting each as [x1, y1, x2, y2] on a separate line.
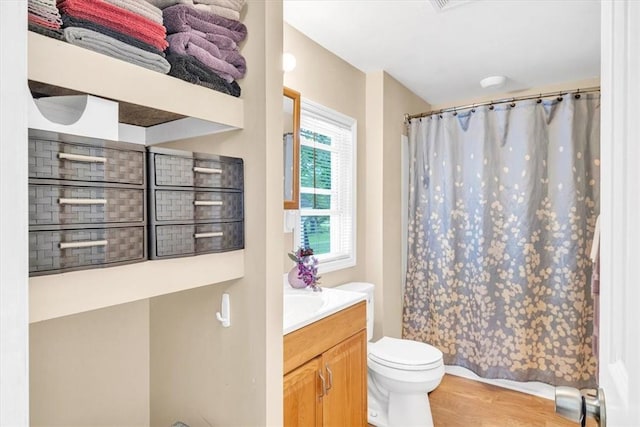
[300, 128, 332, 254]
[296, 101, 355, 271]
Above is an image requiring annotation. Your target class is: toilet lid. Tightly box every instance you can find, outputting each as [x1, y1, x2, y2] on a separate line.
[368, 337, 443, 370]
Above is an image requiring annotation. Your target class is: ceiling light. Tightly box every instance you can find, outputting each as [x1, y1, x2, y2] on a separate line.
[480, 76, 507, 89]
[282, 53, 297, 72]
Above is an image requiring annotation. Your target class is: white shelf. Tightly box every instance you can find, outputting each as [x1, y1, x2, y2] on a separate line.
[27, 33, 247, 323]
[28, 32, 243, 131]
[29, 250, 245, 323]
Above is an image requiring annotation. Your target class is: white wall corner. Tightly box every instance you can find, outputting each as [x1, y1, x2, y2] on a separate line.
[0, 2, 29, 426]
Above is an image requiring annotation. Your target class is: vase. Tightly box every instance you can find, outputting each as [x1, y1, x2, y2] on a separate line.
[287, 266, 307, 289]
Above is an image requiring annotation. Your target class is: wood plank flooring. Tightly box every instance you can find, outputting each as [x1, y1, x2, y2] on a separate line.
[428, 374, 596, 427]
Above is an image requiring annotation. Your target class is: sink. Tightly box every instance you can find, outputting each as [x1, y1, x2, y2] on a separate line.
[284, 293, 328, 330]
[283, 286, 366, 335]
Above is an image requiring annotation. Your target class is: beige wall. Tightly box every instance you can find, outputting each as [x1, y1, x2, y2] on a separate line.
[150, 2, 284, 426]
[282, 25, 431, 340]
[365, 72, 430, 340]
[283, 23, 367, 286]
[30, 300, 150, 427]
[29, 2, 284, 426]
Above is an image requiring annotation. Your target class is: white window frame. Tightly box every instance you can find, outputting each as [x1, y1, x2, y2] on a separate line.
[294, 98, 357, 274]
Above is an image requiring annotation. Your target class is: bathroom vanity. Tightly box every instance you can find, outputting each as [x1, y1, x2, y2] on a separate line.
[283, 289, 367, 426]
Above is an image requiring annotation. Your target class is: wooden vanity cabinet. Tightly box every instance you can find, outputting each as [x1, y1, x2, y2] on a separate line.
[284, 356, 323, 426]
[283, 302, 367, 427]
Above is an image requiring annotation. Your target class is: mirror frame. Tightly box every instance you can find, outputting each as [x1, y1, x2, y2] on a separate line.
[284, 87, 301, 210]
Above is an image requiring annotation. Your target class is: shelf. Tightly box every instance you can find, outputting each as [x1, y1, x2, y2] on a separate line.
[27, 33, 247, 322]
[27, 31, 243, 131]
[29, 250, 245, 323]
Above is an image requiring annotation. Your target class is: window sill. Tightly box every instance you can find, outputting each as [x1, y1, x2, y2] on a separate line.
[317, 255, 356, 275]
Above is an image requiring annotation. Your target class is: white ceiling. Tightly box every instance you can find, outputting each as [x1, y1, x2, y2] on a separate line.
[283, 0, 601, 106]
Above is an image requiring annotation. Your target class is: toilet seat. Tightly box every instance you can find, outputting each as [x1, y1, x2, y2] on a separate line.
[369, 337, 443, 371]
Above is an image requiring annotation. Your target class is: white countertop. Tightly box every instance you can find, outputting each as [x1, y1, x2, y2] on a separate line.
[283, 285, 367, 335]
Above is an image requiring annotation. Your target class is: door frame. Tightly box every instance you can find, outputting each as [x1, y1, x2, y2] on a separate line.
[599, 0, 639, 424]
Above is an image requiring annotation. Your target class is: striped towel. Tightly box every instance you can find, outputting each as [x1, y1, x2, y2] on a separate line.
[58, 0, 168, 51]
[29, 0, 62, 29]
[62, 14, 165, 56]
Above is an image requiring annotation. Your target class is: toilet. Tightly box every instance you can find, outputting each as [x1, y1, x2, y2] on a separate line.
[335, 282, 444, 427]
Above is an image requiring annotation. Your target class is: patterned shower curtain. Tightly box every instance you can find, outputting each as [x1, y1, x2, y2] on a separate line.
[403, 93, 600, 388]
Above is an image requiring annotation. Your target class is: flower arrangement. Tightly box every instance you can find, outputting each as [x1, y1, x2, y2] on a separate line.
[288, 246, 321, 292]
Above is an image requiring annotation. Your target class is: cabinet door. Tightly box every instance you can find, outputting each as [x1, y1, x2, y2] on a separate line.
[284, 356, 323, 427]
[321, 331, 367, 427]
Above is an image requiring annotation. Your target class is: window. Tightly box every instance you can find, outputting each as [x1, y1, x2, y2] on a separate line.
[295, 99, 356, 273]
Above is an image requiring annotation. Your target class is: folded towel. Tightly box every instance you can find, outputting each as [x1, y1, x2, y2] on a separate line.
[146, 0, 191, 9]
[194, 0, 245, 11]
[58, 0, 168, 51]
[30, 0, 58, 8]
[64, 27, 170, 74]
[167, 32, 245, 81]
[163, 4, 246, 43]
[149, 0, 244, 20]
[193, 3, 239, 22]
[102, 0, 164, 26]
[166, 53, 240, 97]
[62, 15, 165, 57]
[29, 13, 61, 29]
[28, 7, 63, 26]
[190, 28, 236, 50]
[29, 24, 65, 40]
[28, 2, 62, 21]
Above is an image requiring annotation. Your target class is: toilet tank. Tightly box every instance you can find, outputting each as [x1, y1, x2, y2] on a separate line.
[334, 282, 375, 342]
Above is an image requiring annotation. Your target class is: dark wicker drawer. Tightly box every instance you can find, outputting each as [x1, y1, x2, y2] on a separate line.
[151, 221, 243, 259]
[29, 184, 144, 226]
[29, 226, 145, 275]
[151, 152, 243, 190]
[29, 138, 145, 185]
[153, 190, 243, 222]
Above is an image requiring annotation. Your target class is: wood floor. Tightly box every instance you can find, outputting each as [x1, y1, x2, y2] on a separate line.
[428, 374, 596, 427]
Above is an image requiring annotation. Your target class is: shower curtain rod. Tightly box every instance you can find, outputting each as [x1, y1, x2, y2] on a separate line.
[404, 86, 600, 123]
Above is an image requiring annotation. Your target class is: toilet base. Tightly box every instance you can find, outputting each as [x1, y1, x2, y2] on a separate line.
[389, 392, 433, 426]
[368, 389, 434, 427]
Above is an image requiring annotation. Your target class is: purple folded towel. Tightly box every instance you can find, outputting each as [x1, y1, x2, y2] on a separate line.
[191, 28, 236, 50]
[163, 4, 246, 43]
[167, 31, 245, 81]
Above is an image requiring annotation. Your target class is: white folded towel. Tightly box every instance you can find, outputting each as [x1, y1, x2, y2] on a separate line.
[194, 0, 245, 12]
[64, 27, 170, 74]
[102, 0, 164, 25]
[193, 3, 239, 21]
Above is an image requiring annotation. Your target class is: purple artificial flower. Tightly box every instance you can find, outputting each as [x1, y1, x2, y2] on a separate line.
[288, 246, 321, 291]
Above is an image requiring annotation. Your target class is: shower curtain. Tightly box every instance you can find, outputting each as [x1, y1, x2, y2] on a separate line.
[403, 93, 599, 388]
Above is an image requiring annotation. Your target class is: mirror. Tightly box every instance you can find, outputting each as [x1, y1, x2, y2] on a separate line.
[283, 87, 300, 209]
